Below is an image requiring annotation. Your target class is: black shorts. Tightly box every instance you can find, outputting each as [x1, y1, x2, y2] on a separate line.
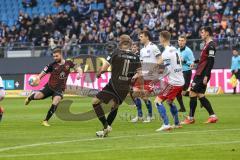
[232, 70, 240, 80]
[96, 82, 129, 105]
[40, 84, 63, 99]
[183, 70, 192, 91]
[190, 75, 209, 94]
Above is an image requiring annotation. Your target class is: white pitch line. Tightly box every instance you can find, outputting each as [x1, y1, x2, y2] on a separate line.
[1, 140, 240, 158]
[0, 128, 239, 153]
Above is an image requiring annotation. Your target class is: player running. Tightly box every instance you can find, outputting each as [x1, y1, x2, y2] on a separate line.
[92, 35, 141, 137]
[155, 31, 185, 131]
[25, 47, 83, 126]
[131, 30, 161, 123]
[0, 76, 5, 122]
[176, 35, 195, 113]
[182, 26, 218, 124]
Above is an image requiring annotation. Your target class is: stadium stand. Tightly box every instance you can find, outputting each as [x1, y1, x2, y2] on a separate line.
[0, 0, 239, 52]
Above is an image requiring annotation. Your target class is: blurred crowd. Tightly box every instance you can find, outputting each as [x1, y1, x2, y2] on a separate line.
[0, 0, 239, 54]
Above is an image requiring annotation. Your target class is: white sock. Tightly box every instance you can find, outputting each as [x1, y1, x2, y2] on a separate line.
[189, 116, 194, 120]
[210, 114, 216, 118]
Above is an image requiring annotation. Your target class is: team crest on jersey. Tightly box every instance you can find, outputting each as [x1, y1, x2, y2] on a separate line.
[60, 72, 66, 79]
[65, 65, 70, 70]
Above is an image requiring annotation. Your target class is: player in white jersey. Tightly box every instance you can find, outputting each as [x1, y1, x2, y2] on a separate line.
[154, 31, 184, 131]
[0, 76, 5, 122]
[131, 30, 161, 123]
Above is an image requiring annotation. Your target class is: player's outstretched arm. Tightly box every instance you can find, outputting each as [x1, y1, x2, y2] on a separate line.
[132, 67, 142, 82]
[38, 71, 47, 80]
[39, 64, 53, 80]
[97, 61, 110, 78]
[74, 66, 83, 80]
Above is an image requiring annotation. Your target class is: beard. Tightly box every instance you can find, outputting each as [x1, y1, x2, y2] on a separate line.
[55, 59, 61, 63]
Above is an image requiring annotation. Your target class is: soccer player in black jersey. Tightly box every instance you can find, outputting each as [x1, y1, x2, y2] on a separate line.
[25, 47, 83, 126]
[182, 26, 218, 124]
[92, 35, 141, 137]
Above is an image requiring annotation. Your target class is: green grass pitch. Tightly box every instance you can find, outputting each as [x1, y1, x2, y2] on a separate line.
[0, 95, 240, 160]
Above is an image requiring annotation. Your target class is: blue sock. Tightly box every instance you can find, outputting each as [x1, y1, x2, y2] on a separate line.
[134, 98, 142, 117]
[144, 100, 152, 117]
[169, 103, 180, 125]
[156, 103, 169, 125]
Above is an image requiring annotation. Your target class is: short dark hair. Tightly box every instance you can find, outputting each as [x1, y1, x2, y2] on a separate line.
[232, 46, 239, 52]
[139, 30, 152, 40]
[132, 41, 140, 48]
[201, 26, 213, 36]
[160, 31, 171, 41]
[52, 47, 62, 54]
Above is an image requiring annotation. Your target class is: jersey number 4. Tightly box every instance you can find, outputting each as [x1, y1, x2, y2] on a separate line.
[122, 59, 130, 77]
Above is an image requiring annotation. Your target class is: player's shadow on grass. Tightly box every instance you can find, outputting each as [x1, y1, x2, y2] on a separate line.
[55, 100, 115, 121]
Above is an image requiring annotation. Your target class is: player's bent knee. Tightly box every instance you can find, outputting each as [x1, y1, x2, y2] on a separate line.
[142, 96, 149, 101]
[131, 91, 140, 99]
[52, 96, 62, 105]
[197, 94, 205, 99]
[181, 91, 186, 96]
[34, 92, 45, 99]
[189, 91, 197, 97]
[154, 97, 163, 104]
[92, 97, 101, 105]
[166, 100, 173, 105]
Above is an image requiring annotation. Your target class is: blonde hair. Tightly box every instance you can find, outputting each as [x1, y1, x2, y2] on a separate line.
[160, 31, 171, 41]
[119, 34, 132, 49]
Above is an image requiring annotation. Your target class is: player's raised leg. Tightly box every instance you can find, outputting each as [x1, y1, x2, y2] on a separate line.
[25, 91, 45, 105]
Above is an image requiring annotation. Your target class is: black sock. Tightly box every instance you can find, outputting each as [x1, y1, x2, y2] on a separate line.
[0, 113, 3, 122]
[189, 97, 197, 117]
[93, 103, 108, 128]
[107, 107, 118, 126]
[233, 87, 236, 94]
[184, 91, 189, 97]
[45, 104, 57, 121]
[199, 97, 215, 115]
[176, 95, 186, 112]
[28, 93, 35, 100]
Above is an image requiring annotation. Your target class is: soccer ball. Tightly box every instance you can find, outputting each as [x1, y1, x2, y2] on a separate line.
[28, 75, 40, 87]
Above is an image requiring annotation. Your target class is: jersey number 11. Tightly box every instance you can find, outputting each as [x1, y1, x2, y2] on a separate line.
[122, 59, 130, 77]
